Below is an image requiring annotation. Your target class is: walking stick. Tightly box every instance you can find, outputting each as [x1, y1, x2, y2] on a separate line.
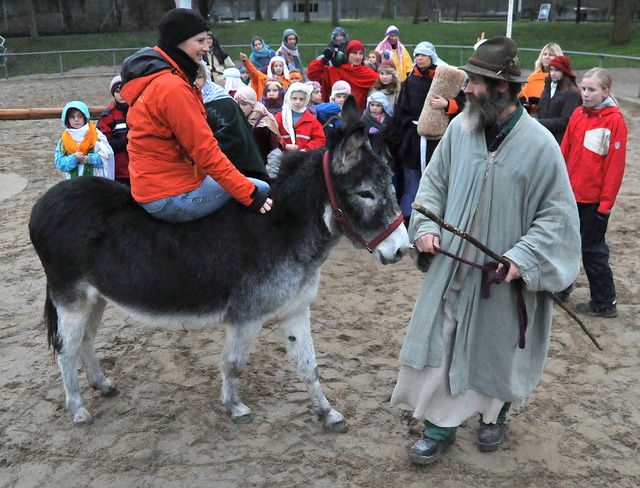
[411, 203, 603, 351]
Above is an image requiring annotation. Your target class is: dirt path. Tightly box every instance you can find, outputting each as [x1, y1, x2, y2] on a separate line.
[0, 72, 639, 487]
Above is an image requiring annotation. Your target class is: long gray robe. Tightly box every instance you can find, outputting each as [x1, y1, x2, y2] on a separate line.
[398, 109, 580, 403]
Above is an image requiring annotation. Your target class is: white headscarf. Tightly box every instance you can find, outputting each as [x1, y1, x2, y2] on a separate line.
[223, 67, 244, 93]
[281, 81, 311, 146]
[266, 55, 290, 80]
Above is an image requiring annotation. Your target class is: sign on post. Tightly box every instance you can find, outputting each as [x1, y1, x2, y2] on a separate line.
[538, 3, 551, 21]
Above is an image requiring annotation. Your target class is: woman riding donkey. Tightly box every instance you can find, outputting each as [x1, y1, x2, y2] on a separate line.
[120, 8, 272, 223]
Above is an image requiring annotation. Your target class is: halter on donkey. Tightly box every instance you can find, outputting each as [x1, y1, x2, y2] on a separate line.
[29, 95, 409, 430]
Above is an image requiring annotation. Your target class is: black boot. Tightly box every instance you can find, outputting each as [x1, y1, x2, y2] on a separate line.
[408, 434, 456, 464]
[477, 422, 506, 452]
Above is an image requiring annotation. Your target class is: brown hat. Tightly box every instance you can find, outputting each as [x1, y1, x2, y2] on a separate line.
[549, 55, 576, 79]
[460, 36, 528, 83]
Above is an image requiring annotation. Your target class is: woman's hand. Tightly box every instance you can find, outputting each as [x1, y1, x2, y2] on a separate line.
[260, 197, 273, 214]
[430, 95, 448, 110]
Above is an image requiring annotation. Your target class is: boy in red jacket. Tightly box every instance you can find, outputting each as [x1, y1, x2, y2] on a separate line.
[97, 75, 130, 186]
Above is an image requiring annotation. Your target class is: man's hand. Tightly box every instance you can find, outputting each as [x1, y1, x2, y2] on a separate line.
[414, 234, 440, 254]
[498, 259, 522, 283]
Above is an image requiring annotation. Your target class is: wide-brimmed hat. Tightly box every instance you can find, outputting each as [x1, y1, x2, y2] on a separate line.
[460, 36, 528, 83]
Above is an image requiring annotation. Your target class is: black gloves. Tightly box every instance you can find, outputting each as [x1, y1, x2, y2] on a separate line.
[322, 47, 334, 63]
[247, 186, 270, 212]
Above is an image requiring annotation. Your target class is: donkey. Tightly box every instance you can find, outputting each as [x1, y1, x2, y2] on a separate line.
[28, 96, 409, 431]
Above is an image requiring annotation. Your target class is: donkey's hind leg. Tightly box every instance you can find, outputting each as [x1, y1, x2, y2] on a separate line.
[78, 296, 118, 398]
[279, 307, 348, 433]
[220, 320, 263, 423]
[56, 294, 106, 424]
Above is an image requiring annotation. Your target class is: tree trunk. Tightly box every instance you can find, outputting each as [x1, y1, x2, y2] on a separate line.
[60, 0, 72, 28]
[331, 0, 338, 26]
[382, 0, 392, 18]
[413, 0, 422, 24]
[27, 0, 39, 39]
[575, 0, 581, 24]
[254, 0, 263, 21]
[304, 0, 310, 23]
[454, 0, 460, 22]
[611, 0, 632, 44]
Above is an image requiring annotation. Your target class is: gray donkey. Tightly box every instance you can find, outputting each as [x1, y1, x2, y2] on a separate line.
[28, 96, 409, 431]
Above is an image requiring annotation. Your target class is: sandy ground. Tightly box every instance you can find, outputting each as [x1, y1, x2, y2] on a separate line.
[0, 70, 639, 487]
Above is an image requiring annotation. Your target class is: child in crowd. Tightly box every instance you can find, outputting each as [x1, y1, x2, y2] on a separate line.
[223, 67, 244, 97]
[275, 82, 326, 152]
[365, 50, 382, 72]
[316, 80, 351, 140]
[205, 31, 236, 88]
[362, 91, 394, 168]
[239, 66, 251, 86]
[97, 75, 130, 186]
[249, 35, 276, 73]
[277, 28, 305, 74]
[240, 52, 290, 99]
[234, 85, 281, 166]
[55, 100, 113, 179]
[261, 78, 286, 115]
[305, 80, 322, 116]
[369, 59, 402, 109]
[559, 68, 627, 318]
[289, 69, 304, 83]
[535, 55, 581, 144]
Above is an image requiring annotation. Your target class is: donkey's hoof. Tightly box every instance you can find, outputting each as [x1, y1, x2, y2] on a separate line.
[72, 408, 92, 425]
[322, 409, 348, 433]
[231, 412, 253, 424]
[100, 385, 119, 397]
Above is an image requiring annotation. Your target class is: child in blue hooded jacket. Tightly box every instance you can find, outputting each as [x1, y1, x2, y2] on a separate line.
[55, 100, 113, 179]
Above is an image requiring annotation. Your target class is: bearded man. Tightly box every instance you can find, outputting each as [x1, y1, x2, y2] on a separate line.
[390, 37, 581, 464]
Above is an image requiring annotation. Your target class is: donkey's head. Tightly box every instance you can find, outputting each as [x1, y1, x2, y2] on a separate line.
[324, 96, 409, 264]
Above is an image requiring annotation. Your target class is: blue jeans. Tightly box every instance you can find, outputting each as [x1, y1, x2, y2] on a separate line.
[140, 175, 270, 223]
[578, 202, 616, 309]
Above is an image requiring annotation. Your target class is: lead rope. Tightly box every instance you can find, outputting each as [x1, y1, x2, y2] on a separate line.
[434, 245, 528, 349]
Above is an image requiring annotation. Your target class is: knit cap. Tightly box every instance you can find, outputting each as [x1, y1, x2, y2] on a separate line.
[413, 41, 437, 61]
[345, 40, 365, 56]
[305, 80, 321, 92]
[549, 55, 576, 79]
[158, 8, 210, 47]
[367, 91, 394, 117]
[330, 80, 351, 101]
[377, 59, 397, 76]
[234, 85, 258, 106]
[385, 25, 399, 36]
[109, 75, 122, 96]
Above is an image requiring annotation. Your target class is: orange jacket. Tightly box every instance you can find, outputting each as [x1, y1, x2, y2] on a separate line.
[120, 46, 258, 206]
[518, 69, 547, 115]
[243, 58, 290, 100]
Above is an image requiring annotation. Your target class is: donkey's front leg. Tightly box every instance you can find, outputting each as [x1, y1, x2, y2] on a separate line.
[220, 320, 263, 423]
[279, 307, 348, 433]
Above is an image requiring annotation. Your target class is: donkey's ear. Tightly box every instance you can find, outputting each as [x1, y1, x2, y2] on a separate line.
[340, 95, 360, 131]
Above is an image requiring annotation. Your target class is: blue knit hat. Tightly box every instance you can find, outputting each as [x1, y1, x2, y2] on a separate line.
[367, 91, 393, 117]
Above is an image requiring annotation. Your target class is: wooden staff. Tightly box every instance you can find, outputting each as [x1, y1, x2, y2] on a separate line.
[0, 107, 108, 120]
[412, 202, 603, 351]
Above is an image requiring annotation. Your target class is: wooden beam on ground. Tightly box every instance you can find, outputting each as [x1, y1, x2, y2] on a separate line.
[0, 107, 108, 120]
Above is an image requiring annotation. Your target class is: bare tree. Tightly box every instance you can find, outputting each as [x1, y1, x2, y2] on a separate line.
[382, 0, 393, 18]
[304, 0, 310, 23]
[27, 0, 39, 39]
[60, 0, 72, 28]
[196, 0, 215, 19]
[331, 0, 339, 26]
[611, 0, 632, 44]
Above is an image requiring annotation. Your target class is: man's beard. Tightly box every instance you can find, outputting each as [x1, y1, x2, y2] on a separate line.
[460, 88, 512, 133]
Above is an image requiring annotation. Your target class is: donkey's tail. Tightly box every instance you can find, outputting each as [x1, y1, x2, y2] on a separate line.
[44, 284, 61, 354]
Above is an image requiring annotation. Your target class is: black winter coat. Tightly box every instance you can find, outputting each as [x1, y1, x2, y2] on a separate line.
[536, 77, 581, 144]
